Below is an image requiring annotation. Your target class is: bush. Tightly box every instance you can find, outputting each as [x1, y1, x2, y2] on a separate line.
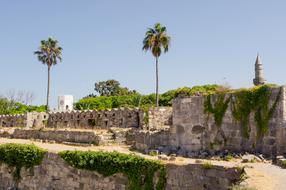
[75, 84, 224, 110]
[59, 150, 166, 190]
[0, 143, 47, 181]
[202, 161, 214, 169]
[0, 98, 46, 115]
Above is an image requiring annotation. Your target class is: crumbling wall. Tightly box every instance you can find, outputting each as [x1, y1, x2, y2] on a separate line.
[170, 87, 286, 156]
[133, 87, 286, 157]
[0, 152, 242, 190]
[48, 108, 144, 129]
[148, 107, 172, 130]
[0, 108, 144, 129]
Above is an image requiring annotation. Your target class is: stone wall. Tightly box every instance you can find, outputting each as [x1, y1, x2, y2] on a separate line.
[0, 114, 27, 127]
[0, 152, 242, 190]
[0, 108, 144, 129]
[0, 128, 133, 145]
[134, 86, 286, 157]
[0, 112, 48, 128]
[48, 108, 144, 129]
[148, 107, 172, 130]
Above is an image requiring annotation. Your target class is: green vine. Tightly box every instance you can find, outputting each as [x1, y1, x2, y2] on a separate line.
[204, 85, 282, 138]
[204, 94, 231, 127]
[231, 85, 282, 138]
[59, 150, 166, 190]
[0, 143, 47, 185]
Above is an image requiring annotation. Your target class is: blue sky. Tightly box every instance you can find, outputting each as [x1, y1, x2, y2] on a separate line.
[1, 1, 286, 107]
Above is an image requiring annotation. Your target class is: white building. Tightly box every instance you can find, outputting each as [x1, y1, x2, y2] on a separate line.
[58, 95, 74, 112]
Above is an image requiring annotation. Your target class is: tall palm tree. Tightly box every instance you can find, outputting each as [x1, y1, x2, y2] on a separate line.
[143, 23, 170, 107]
[34, 37, 62, 111]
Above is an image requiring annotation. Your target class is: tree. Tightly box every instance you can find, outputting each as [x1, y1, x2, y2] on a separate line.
[143, 23, 171, 107]
[94, 79, 137, 96]
[34, 37, 62, 111]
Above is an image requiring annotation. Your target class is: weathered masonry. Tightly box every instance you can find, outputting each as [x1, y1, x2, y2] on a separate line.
[135, 86, 286, 157]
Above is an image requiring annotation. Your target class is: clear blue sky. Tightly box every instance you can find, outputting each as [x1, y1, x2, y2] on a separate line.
[1, 1, 286, 107]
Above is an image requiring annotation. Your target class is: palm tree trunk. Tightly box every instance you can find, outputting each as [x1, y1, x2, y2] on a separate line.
[156, 56, 159, 107]
[46, 66, 51, 112]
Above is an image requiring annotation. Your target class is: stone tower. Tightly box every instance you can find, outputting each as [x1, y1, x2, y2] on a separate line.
[253, 54, 266, 86]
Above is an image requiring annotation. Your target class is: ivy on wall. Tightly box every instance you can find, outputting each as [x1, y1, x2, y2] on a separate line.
[204, 93, 231, 127]
[59, 150, 166, 190]
[204, 84, 282, 138]
[0, 143, 46, 185]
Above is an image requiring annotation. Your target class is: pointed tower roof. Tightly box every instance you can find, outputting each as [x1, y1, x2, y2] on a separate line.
[255, 53, 262, 65]
[253, 53, 266, 86]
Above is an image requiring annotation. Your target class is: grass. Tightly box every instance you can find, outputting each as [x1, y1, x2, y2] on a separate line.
[202, 161, 214, 169]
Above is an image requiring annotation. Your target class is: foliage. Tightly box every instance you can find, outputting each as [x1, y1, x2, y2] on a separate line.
[204, 93, 231, 127]
[34, 37, 63, 66]
[59, 150, 166, 190]
[0, 98, 46, 115]
[174, 84, 224, 97]
[142, 23, 170, 58]
[201, 161, 214, 169]
[34, 37, 63, 110]
[94, 79, 137, 97]
[77, 84, 225, 110]
[143, 23, 171, 107]
[0, 143, 46, 182]
[231, 84, 281, 138]
[280, 160, 286, 168]
[224, 154, 234, 161]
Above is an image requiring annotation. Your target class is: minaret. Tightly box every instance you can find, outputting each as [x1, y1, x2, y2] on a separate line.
[253, 54, 266, 86]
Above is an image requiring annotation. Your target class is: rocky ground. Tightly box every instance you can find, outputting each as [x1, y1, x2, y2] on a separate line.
[0, 138, 285, 190]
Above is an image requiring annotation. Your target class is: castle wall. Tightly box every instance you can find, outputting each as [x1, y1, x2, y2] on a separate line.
[0, 108, 144, 129]
[170, 87, 286, 156]
[134, 87, 286, 157]
[0, 152, 242, 190]
[47, 108, 144, 129]
[148, 107, 172, 130]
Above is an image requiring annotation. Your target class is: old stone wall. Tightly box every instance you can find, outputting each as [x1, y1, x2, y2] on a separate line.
[0, 153, 242, 190]
[48, 108, 144, 129]
[170, 87, 286, 157]
[148, 107, 172, 130]
[0, 114, 27, 127]
[0, 108, 144, 129]
[134, 87, 286, 157]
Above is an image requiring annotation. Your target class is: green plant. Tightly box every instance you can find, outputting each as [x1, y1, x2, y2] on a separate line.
[0, 143, 46, 184]
[279, 160, 286, 168]
[34, 37, 63, 111]
[204, 94, 231, 127]
[202, 161, 214, 169]
[59, 150, 166, 190]
[224, 154, 234, 161]
[231, 85, 282, 138]
[143, 23, 171, 107]
[231, 185, 256, 190]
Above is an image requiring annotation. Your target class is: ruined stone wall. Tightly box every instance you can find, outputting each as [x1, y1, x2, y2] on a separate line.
[0, 112, 48, 128]
[134, 87, 286, 157]
[0, 153, 242, 190]
[0, 108, 144, 129]
[148, 107, 172, 130]
[48, 108, 144, 129]
[170, 87, 286, 156]
[0, 114, 27, 127]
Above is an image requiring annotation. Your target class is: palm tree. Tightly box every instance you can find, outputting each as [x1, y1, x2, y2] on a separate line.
[34, 37, 62, 111]
[143, 23, 170, 107]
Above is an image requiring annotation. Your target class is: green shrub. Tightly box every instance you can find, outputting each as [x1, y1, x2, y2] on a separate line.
[59, 150, 166, 190]
[202, 161, 214, 169]
[0, 143, 47, 182]
[0, 98, 46, 115]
